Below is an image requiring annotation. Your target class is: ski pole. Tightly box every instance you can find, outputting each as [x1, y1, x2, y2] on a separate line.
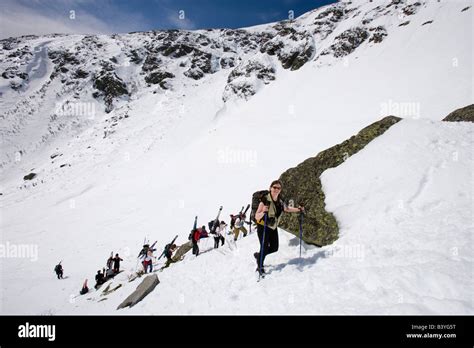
[258, 212, 268, 278]
[299, 211, 304, 259]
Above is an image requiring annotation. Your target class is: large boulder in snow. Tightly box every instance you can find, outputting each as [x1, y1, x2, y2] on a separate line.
[442, 104, 474, 123]
[117, 274, 159, 310]
[172, 241, 193, 262]
[277, 116, 401, 246]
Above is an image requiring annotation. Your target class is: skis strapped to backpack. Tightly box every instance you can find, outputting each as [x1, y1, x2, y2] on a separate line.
[208, 206, 223, 234]
[158, 235, 178, 260]
[243, 204, 250, 216]
[188, 216, 198, 240]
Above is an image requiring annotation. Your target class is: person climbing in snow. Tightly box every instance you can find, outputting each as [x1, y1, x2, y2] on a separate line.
[254, 180, 304, 275]
[138, 244, 149, 258]
[229, 214, 237, 233]
[164, 243, 177, 261]
[164, 243, 177, 267]
[106, 255, 114, 270]
[113, 253, 123, 273]
[54, 262, 63, 279]
[95, 269, 105, 289]
[80, 279, 89, 295]
[192, 226, 208, 256]
[142, 249, 154, 273]
[233, 213, 248, 241]
[214, 221, 226, 248]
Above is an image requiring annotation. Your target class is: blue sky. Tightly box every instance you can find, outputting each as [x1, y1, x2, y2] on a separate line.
[0, 0, 337, 39]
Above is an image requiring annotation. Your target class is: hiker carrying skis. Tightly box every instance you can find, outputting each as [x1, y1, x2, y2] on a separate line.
[254, 180, 304, 274]
[164, 243, 177, 263]
[142, 249, 154, 273]
[192, 226, 208, 256]
[214, 221, 226, 248]
[233, 213, 248, 241]
[138, 244, 150, 259]
[54, 262, 63, 279]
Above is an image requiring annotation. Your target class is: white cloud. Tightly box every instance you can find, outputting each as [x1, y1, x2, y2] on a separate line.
[0, 2, 115, 39]
[0, 0, 152, 39]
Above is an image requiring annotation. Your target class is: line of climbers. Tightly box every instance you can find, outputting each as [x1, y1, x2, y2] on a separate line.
[53, 199, 271, 296]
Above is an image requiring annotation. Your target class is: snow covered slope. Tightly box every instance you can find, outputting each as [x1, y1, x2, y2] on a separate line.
[10, 118, 471, 315]
[0, 0, 472, 314]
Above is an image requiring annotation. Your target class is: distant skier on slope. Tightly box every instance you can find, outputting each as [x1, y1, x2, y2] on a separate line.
[253, 180, 304, 275]
[54, 262, 63, 279]
[113, 253, 123, 273]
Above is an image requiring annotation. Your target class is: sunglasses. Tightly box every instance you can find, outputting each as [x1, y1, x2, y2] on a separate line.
[271, 186, 282, 190]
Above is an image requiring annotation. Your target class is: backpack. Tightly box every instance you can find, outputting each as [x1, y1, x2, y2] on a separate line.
[230, 215, 237, 229]
[138, 245, 149, 258]
[250, 190, 270, 223]
[208, 220, 214, 232]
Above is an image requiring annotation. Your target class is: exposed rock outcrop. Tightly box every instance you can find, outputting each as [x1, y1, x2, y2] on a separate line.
[277, 116, 402, 246]
[117, 274, 159, 310]
[442, 104, 474, 123]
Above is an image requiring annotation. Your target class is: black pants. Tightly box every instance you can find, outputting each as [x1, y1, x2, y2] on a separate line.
[214, 236, 224, 248]
[257, 223, 279, 264]
[192, 240, 199, 256]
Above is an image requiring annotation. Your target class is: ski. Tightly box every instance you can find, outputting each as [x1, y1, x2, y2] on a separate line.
[243, 203, 250, 215]
[209, 205, 223, 234]
[158, 235, 178, 260]
[137, 240, 157, 258]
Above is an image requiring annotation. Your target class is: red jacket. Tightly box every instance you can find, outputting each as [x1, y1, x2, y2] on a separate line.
[193, 229, 201, 242]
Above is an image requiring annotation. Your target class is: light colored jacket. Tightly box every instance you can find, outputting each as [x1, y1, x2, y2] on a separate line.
[216, 223, 226, 237]
[144, 250, 153, 262]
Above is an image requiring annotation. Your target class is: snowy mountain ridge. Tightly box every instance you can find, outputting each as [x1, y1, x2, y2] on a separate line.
[2, 0, 470, 172]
